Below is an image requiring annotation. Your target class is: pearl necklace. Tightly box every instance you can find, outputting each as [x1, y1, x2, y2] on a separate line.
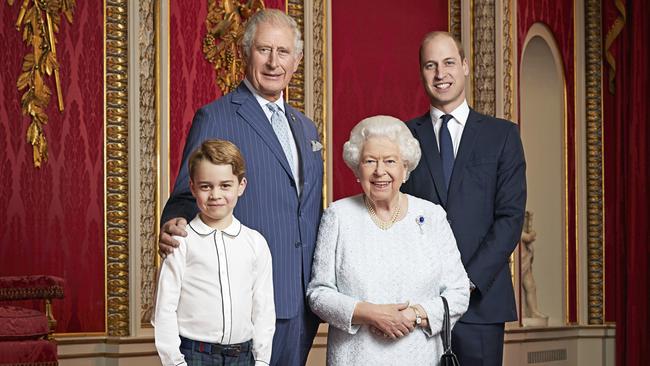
[364, 193, 401, 230]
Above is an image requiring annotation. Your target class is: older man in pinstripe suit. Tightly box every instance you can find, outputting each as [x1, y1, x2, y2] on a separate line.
[159, 9, 323, 366]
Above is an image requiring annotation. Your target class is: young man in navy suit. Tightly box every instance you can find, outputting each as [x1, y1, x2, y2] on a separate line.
[401, 31, 527, 366]
[158, 9, 323, 366]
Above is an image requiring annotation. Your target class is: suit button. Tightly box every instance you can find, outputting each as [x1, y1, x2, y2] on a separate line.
[447, 218, 452, 224]
[290, 180, 295, 187]
[295, 242, 302, 248]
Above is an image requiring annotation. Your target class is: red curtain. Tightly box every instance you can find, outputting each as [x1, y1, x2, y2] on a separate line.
[604, 1, 650, 365]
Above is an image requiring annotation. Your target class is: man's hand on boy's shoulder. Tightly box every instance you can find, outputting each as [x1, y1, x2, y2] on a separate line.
[158, 217, 188, 257]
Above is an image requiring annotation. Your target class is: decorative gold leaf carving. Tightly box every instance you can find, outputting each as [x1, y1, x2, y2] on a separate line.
[585, 0, 604, 325]
[203, 0, 265, 94]
[8, 0, 75, 167]
[502, 0, 514, 121]
[106, 0, 130, 336]
[286, 0, 304, 113]
[472, 0, 496, 116]
[138, 0, 158, 327]
[604, 0, 625, 94]
[449, 0, 461, 41]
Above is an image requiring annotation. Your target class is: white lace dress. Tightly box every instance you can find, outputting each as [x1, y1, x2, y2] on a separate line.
[307, 194, 470, 366]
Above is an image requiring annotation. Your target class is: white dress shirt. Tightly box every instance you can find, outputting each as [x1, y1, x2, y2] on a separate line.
[243, 78, 301, 192]
[430, 100, 470, 157]
[153, 215, 275, 366]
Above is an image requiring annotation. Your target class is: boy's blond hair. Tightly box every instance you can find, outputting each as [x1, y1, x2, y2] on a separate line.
[188, 139, 246, 181]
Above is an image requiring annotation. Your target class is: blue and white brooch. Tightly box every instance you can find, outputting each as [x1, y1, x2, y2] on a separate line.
[416, 215, 425, 234]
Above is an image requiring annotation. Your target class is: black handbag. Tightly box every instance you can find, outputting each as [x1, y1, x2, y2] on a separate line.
[440, 296, 461, 366]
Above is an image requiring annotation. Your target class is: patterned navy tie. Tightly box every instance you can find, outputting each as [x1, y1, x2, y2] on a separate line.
[439, 114, 455, 190]
[267, 103, 297, 179]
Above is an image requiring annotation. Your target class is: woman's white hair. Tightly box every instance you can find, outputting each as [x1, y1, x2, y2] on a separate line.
[241, 9, 303, 58]
[343, 115, 422, 179]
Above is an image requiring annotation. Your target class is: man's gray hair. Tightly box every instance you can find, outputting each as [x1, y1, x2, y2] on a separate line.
[343, 115, 422, 179]
[241, 9, 303, 58]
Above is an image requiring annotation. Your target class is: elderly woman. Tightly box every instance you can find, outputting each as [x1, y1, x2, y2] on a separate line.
[307, 116, 470, 365]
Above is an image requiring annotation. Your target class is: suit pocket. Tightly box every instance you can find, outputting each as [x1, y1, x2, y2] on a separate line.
[466, 154, 498, 188]
[468, 154, 498, 166]
[466, 155, 499, 194]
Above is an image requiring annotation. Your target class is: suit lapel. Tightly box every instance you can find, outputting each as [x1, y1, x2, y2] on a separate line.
[448, 109, 482, 201]
[286, 104, 308, 197]
[412, 112, 448, 206]
[233, 84, 295, 180]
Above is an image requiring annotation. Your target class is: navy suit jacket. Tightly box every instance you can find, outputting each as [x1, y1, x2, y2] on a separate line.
[162, 83, 323, 319]
[402, 109, 526, 323]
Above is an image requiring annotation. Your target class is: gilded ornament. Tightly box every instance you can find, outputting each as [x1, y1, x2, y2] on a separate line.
[604, 0, 626, 94]
[203, 0, 265, 94]
[585, 0, 604, 325]
[8, 0, 75, 167]
[106, 0, 130, 336]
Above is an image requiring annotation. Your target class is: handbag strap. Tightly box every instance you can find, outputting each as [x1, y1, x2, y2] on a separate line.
[441, 296, 453, 354]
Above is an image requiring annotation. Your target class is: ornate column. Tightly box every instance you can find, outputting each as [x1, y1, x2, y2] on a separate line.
[138, 0, 160, 327]
[472, 0, 497, 116]
[584, 0, 604, 325]
[105, 0, 130, 336]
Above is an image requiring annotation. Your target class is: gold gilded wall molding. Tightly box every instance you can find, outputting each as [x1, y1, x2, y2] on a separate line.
[311, 0, 327, 206]
[8, 0, 75, 167]
[585, 0, 604, 325]
[310, 0, 325, 141]
[449, 0, 461, 42]
[105, 0, 130, 336]
[286, 0, 305, 113]
[502, 0, 514, 121]
[472, 0, 496, 116]
[203, 0, 265, 94]
[138, 0, 158, 327]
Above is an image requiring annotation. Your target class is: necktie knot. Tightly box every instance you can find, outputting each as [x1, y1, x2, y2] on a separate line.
[267, 102, 280, 113]
[441, 114, 454, 125]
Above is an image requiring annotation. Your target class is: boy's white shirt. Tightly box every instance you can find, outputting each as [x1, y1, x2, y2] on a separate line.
[153, 215, 275, 366]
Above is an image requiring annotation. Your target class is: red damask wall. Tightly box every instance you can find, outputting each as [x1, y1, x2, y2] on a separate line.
[517, 0, 578, 323]
[169, 0, 286, 188]
[170, 0, 218, 188]
[331, 1, 448, 200]
[0, 1, 105, 333]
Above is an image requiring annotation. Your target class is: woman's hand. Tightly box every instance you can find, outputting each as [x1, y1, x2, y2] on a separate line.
[352, 302, 415, 339]
[399, 305, 429, 329]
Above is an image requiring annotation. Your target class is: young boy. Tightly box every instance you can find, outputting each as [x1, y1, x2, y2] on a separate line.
[154, 139, 275, 366]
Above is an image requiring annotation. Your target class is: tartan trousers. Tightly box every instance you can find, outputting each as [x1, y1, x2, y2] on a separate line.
[179, 336, 255, 366]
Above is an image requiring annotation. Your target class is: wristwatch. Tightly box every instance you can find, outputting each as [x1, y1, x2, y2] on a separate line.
[411, 306, 422, 326]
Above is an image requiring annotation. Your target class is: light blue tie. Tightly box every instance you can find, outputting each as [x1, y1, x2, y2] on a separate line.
[439, 114, 455, 190]
[267, 103, 296, 178]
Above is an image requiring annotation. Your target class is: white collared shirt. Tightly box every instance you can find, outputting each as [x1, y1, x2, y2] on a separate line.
[153, 215, 275, 366]
[429, 100, 470, 157]
[243, 78, 300, 191]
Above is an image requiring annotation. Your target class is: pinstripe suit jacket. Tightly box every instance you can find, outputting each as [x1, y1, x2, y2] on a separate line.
[162, 83, 323, 319]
